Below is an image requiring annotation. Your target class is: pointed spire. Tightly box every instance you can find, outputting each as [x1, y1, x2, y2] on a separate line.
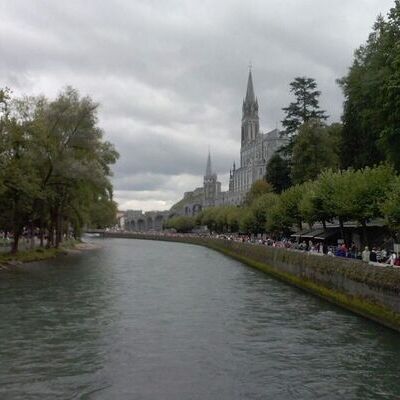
[205, 151, 212, 176]
[245, 68, 256, 104]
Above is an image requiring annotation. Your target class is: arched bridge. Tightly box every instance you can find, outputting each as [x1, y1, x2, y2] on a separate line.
[124, 210, 170, 232]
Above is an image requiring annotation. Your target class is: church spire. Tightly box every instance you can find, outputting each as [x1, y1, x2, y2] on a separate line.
[205, 151, 212, 177]
[241, 66, 259, 146]
[245, 68, 256, 104]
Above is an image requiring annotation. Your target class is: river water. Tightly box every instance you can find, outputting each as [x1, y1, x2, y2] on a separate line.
[0, 238, 400, 399]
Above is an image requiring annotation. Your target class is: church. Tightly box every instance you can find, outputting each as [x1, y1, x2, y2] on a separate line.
[170, 69, 286, 216]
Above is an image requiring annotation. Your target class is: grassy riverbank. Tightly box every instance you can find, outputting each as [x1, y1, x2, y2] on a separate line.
[0, 240, 84, 267]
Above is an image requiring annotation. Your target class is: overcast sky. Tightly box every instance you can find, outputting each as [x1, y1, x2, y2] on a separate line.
[1, 0, 395, 211]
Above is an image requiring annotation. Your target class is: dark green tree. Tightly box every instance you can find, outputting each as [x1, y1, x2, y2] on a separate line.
[265, 153, 291, 193]
[281, 77, 328, 137]
[291, 120, 339, 184]
[244, 179, 272, 206]
[339, 3, 400, 170]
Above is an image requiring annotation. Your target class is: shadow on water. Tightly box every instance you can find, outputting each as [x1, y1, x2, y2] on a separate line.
[0, 238, 400, 399]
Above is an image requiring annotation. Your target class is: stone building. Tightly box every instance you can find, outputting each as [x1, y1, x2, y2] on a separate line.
[124, 69, 287, 229]
[171, 68, 287, 215]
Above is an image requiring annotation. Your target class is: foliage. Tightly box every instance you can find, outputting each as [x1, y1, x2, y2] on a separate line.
[244, 179, 272, 205]
[265, 153, 291, 193]
[291, 120, 339, 184]
[281, 76, 328, 138]
[197, 164, 398, 244]
[0, 86, 119, 252]
[339, 2, 400, 170]
[164, 216, 196, 233]
[198, 206, 242, 233]
[382, 175, 400, 236]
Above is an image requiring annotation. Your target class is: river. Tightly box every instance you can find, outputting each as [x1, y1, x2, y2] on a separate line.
[0, 238, 399, 399]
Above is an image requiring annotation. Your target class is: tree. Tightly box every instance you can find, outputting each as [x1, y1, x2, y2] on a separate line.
[32, 87, 119, 247]
[0, 86, 119, 252]
[345, 165, 394, 245]
[244, 179, 272, 206]
[88, 194, 118, 229]
[165, 216, 196, 233]
[265, 153, 291, 193]
[272, 185, 304, 232]
[381, 176, 400, 239]
[339, 3, 400, 170]
[291, 120, 339, 184]
[0, 92, 41, 252]
[281, 77, 328, 138]
[239, 209, 257, 234]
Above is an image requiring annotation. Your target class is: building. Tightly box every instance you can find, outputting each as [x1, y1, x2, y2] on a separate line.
[170, 68, 287, 216]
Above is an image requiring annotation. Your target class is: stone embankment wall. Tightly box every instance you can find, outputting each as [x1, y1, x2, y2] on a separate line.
[102, 232, 400, 332]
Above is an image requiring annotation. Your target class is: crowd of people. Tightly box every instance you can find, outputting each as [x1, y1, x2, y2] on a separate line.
[136, 230, 400, 267]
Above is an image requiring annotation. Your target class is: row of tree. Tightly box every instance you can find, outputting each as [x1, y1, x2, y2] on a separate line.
[0, 87, 119, 252]
[166, 165, 400, 246]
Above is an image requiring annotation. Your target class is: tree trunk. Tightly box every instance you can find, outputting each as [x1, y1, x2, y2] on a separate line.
[297, 219, 303, 232]
[55, 210, 61, 248]
[11, 231, 20, 254]
[30, 220, 35, 250]
[39, 225, 44, 248]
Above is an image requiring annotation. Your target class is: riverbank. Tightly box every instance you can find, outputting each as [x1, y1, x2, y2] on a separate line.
[102, 232, 400, 332]
[0, 240, 99, 270]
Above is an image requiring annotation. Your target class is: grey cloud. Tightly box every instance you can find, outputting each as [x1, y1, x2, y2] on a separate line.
[1, 0, 395, 210]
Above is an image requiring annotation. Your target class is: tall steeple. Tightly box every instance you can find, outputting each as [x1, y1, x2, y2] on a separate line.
[205, 151, 212, 177]
[245, 69, 256, 104]
[203, 150, 219, 208]
[241, 66, 260, 147]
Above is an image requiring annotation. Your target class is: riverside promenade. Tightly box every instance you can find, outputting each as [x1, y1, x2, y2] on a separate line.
[93, 231, 400, 332]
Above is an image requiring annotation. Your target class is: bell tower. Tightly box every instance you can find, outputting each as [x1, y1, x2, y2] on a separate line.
[203, 151, 219, 207]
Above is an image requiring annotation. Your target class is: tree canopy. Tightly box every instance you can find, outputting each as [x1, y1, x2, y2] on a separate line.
[281, 77, 328, 138]
[0, 86, 119, 252]
[339, 1, 400, 170]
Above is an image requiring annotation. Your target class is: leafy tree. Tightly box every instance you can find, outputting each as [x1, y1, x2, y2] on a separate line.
[381, 175, 400, 239]
[345, 165, 394, 244]
[274, 185, 304, 232]
[165, 216, 196, 233]
[339, 3, 400, 170]
[250, 193, 278, 234]
[281, 77, 328, 137]
[291, 120, 339, 184]
[239, 209, 257, 234]
[0, 93, 41, 252]
[0, 87, 119, 252]
[88, 194, 118, 229]
[244, 179, 272, 206]
[265, 153, 291, 193]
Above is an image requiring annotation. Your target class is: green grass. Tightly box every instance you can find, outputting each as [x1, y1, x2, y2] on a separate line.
[0, 239, 80, 265]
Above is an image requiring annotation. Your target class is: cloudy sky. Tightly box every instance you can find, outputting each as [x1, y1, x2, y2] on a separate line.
[1, 0, 395, 211]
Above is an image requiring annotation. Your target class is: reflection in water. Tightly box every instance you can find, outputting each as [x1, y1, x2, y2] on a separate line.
[0, 238, 399, 399]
